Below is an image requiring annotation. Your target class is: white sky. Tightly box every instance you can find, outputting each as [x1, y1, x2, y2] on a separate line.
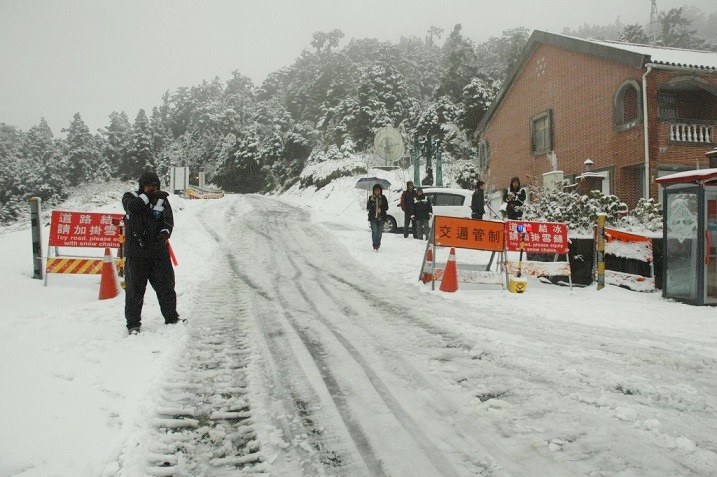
[0, 0, 715, 134]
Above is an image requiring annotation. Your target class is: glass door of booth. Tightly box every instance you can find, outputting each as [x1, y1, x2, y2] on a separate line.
[664, 189, 699, 303]
[706, 189, 717, 305]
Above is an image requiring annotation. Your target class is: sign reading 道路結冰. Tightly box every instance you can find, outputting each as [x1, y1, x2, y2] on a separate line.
[49, 211, 125, 248]
[505, 220, 569, 254]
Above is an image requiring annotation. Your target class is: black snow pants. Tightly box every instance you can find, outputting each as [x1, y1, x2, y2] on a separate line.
[124, 255, 178, 329]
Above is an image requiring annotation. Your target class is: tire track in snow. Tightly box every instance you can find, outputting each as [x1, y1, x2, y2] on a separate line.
[197, 198, 370, 476]
[241, 195, 717, 476]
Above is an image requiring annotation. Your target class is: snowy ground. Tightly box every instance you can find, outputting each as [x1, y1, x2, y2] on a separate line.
[1, 171, 716, 476]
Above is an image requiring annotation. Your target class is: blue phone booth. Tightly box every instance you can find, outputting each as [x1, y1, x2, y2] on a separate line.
[656, 169, 717, 306]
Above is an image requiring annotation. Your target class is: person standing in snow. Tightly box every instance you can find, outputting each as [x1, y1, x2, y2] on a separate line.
[412, 188, 433, 240]
[122, 171, 180, 334]
[504, 176, 526, 220]
[399, 181, 417, 238]
[367, 183, 389, 251]
[471, 180, 486, 220]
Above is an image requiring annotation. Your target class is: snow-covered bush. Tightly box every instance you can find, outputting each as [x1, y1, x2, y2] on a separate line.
[299, 156, 366, 190]
[620, 198, 663, 232]
[452, 160, 482, 189]
[523, 184, 628, 234]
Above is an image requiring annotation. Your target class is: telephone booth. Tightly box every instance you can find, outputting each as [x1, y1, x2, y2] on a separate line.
[656, 169, 717, 306]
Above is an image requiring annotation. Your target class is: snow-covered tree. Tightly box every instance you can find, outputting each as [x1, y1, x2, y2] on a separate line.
[619, 24, 650, 44]
[437, 24, 479, 103]
[102, 111, 133, 179]
[659, 7, 710, 49]
[475, 27, 530, 85]
[462, 77, 499, 131]
[130, 109, 154, 177]
[63, 113, 106, 185]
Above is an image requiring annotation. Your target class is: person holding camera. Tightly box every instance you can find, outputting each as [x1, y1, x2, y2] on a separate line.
[504, 176, 526, 220]
[121, 171, 180, 334]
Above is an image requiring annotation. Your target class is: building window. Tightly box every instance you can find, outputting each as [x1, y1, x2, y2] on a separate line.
[531, 110, 552, 155]
[658, 94, 678, 121]
[477, 139, 489, 170]
[613, 80, 642, 130]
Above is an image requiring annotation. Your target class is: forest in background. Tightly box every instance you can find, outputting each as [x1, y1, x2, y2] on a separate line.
[1, 6, 715, 223]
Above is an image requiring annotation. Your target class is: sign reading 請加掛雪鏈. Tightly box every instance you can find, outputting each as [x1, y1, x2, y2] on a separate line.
[49, 210, 125, 248]
[433, 216, 505, 251]
[505, 220, 569, 254]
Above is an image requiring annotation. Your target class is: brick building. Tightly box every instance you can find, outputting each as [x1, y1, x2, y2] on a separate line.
[475, 30, 717, 207]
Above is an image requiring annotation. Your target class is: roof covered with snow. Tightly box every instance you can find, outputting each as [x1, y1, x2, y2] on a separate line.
[656, 168, 717, 185]
[476, 30, 717, 133]
[589, 39, 717, 71]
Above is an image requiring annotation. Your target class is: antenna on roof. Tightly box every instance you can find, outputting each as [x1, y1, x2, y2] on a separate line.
[648, 0, 659, 45]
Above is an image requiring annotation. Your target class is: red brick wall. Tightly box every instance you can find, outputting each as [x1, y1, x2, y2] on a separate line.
[484, 43, 717, 207]
[650, 69, 716, 185]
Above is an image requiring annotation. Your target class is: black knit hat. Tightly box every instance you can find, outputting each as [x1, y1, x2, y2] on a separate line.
[138, 171, 160, 187]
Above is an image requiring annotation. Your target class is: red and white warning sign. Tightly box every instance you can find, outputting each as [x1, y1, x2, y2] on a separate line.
[49, 211, 125, 248]
[505, 220, 569, 254]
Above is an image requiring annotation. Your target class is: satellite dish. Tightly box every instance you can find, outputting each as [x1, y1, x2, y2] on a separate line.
[373, 126, 404, 164]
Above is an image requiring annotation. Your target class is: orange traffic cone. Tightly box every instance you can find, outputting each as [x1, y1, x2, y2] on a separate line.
[421, 248, 434, 283]
[439, 247, 458, 292]
[99, 247, 120, 300]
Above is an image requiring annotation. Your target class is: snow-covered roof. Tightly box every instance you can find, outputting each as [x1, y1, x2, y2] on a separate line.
[656, 168, 717, 185]
[476, 30, 717, 134]
[589, 39, 717, 71]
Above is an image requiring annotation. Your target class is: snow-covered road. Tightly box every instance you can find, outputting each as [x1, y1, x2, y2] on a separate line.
[2, 189, 715, 477]
[149, 194, 716, 476]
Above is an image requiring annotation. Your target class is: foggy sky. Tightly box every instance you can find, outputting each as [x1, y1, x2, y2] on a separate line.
[1, 0, 714, 134]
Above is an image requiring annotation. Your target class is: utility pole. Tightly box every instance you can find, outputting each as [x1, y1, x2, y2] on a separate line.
[648, 0, 659, 45]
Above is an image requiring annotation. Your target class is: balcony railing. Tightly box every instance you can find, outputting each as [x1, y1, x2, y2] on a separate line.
[669, 123, 714, 144]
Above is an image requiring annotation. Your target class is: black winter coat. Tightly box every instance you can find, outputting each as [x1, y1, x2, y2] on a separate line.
[122, 190, 174, 258]
[504, 186, 526, 220]
[413, 196, 433, 220]
[471, 189, 485, 218]
[367, 194, 389, 221]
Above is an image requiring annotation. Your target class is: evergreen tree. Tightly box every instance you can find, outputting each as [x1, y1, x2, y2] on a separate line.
[475, 27, 530, 85]
[0, 123, 25, 222]
[659, 8, 710, 49]
[336, 63, 411, 149]
[437, 24, 479, 103]
[130, 109, 154, 177]
[619, 24, 650, 44]
[63, 113, 104, 185]
[102, 111, 133, 179]
[462, 77, 498, 131]
[20, 118, 66, 200]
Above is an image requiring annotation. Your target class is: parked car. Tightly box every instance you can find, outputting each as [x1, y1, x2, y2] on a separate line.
[384, 187, 475, 233]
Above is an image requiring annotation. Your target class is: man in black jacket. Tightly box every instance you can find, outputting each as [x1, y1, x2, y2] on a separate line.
[471, 180, 485, 219]
[122, 171, 179, 334]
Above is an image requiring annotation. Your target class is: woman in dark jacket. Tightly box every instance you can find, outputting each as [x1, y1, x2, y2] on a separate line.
[504, 176, 526, 220]
[367, 183, 389, 251]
